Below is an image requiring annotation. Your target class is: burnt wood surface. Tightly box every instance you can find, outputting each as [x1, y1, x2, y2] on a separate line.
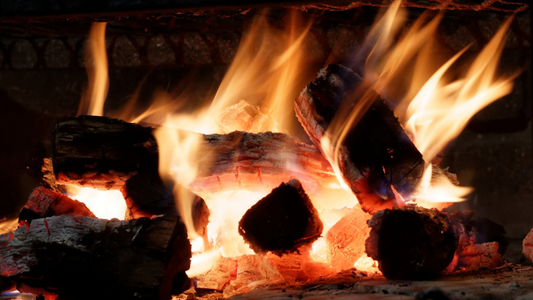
[238, 179, 323, 254]
[0, 215, 191, 300]
[121, 173, 176, 219]
[365, 206, 457, 280]
[52, 115, 159, 190]
[52, 116, 344, 205]
[20, 186, 95, 222]
[295, 64, 425, 214]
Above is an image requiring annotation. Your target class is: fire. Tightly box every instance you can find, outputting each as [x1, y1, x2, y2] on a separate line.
[53, 2, 517, 283]
[322, 1, 516, 206]
[78, 22, 109, 117]
[68, 186, 127, 220]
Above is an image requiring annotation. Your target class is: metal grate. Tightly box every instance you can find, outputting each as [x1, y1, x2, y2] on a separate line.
[304, 0, 529, 13]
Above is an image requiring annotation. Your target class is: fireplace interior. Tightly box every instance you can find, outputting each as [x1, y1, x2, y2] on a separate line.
[0, 0, 532, 299]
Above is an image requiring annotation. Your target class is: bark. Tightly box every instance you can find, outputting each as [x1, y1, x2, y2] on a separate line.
[295, 64, 425, 214]
[365, 206, 457, 280]
[238, 179, 323, 254]
[0, 215, 191, 300]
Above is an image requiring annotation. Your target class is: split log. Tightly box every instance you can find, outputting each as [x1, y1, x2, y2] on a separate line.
[0, 215, 191, 300]
[52, 116, 342, 206]
[326, 206, 370, 271]
[365, 206, 457, 280]
[295, 64, 425, 214]
[19, 186, 95, 223]
[238, 179, 323, 254]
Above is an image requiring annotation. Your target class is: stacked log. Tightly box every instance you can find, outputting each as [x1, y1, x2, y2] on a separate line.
[0, 215, 191, 300]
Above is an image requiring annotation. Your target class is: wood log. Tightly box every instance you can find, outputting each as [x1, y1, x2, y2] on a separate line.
[51, 116, 343, 207]
[365, 206, 457, 280]
[295, 64, 425, 214]
[19, 186, 95, 223]
[238, 179, 323, 254]
[52, 115, 159, 190]
[0, 215, 191, 300]
[121, 173, 175, 219]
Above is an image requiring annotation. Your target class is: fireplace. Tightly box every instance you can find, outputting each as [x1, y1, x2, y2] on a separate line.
[0, 1, 531, 299]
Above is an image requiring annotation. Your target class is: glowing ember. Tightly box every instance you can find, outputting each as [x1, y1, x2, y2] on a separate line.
[68, 187, 126, 220]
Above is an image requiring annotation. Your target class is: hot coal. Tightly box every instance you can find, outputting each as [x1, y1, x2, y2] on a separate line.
[19, 186, 95, 223]
[238, 179, 323, 254]
[365, 206, 457, 280]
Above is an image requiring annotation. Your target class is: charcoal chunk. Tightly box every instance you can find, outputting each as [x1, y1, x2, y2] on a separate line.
[238, 179, 323, 254]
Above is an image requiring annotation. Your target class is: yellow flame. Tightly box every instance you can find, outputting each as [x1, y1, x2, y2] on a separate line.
[149, 11, 317, 261]
[68, 186, 126, 220]
[322, 1, 517, 205]
[78, 22, 109, 117]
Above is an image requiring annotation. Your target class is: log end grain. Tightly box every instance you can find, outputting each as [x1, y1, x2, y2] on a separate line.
[365, 206, 457, 280]
[238, 179, 323, 255]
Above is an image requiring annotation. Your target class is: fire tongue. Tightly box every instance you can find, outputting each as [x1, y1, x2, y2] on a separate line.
[295, 64, 425, 214]
[238, 179, 323, 255]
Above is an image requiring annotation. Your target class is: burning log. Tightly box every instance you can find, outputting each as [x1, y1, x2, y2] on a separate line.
[0, 215, 191, 300]
[238, 179, 323, 254]
[52, 116, 340, 202]
[19, 186, 95, 222]
[365, 206, 457, 280]
[121, 173, 175, 219]
[295, 64, 425, 214]
[326, 205, 370, 271]
[52, 115, 159, 190]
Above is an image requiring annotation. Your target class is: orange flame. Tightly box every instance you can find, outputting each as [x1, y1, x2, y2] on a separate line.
[78, 22, 109, 117]
[322, 1, 517, 205]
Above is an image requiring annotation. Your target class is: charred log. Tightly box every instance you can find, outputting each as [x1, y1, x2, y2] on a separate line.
[52, 116, 341, 203]
[0, 215, 191, 300]
[19, 186, 95, 223]
[121, 173, 175, 219]
[295, 64, 425, 214]
[238, 179, 323, 254]
[52, 115, 159, 190]
[365, 206, 457, 280]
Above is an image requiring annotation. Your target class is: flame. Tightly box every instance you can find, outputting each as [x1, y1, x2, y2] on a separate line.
[78, 22, 109, 117]
[322, 1, 517, 205]
[68, 186, 126, 220]
[147, 11, 320, 274]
